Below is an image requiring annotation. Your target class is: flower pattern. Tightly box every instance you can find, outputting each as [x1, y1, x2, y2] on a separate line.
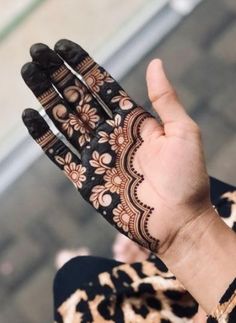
[77, 105, 99, 129]
[98, 114, 125, 152]
[57, 79, 100, 146]
[113, 204, 130, 232]
[55, 152, 86, 189]
[104, 168, 122, 194]
[61, 114, 82, 135]
[61, 113, 90, 146]
[85, 67, 114, 93]
[24, 41, 159, 253]
[109, 127, 125, 152]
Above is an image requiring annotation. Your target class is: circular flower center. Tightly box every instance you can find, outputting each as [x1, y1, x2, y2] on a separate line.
[81, 113, 89, 122]
[121, 212, 129, 223]
[117, 134, 124, 145]
[70, 171, 79, 182]
[113, 175, 122, 186]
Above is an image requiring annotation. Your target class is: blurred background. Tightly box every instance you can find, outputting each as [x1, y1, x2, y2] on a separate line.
[0, 0, 235, 321]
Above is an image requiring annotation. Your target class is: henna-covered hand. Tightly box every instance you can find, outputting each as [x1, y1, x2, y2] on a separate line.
[21, 40, 212, 254]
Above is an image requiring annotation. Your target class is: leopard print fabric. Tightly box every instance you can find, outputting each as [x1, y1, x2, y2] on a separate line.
[207, 278, 236, 322]
[53, 178, 236, 323]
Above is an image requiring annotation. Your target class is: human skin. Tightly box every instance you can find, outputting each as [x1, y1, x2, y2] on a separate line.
[146, 59, 236, 315]
[21, 41, 236, 317]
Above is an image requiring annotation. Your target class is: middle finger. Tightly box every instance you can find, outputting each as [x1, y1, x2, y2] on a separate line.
[30, 43, 109, 132]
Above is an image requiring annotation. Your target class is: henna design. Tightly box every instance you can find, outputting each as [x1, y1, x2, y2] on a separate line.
[22, 40, 160, 253]
[98, 116, 125, 152]
[89, 151, 112, 175]
[111, 90, 134, 110]
[90, 186, 112, 209]
[113, 204, 130, 232]
[85, 65, 114, 93]
[54, 40, 136, 115]
[87, 107, 158, 251]
[55, 152, 86, 189]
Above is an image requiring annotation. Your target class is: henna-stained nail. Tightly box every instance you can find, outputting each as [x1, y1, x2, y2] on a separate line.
[21, 62, 51, 96]
[22, 108, 49, 139]
[30, 43, 63, 73]
[54, 39, 87, 65]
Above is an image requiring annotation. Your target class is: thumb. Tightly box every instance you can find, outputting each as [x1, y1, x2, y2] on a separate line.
[146, 59, 188, 124]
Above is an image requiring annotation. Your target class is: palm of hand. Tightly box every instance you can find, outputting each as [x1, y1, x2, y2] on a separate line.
[22, 40, 209, 254]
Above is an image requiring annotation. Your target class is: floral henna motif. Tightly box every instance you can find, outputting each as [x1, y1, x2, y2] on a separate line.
[88, 107, 159, 252]
[113, 204, 130, 232]
[104, 168, 122, 194]
[98, 115, 125, 152]
[87, 67, 114, 93]
[52, 104, 90, 146]
[62, 80, 100, 145]
[51, 80, 101, 147]
[22, 108, 86, 190]
[76, 61, 114, 93]
[55, 152, 86, 189]
[23, 41, 160, 253]
[77, 105, 99, 129]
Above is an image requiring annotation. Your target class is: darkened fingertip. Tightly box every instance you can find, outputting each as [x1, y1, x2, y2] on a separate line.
[30, 43, 50, 57]
[54, 39, 88, 65]
[21, 62, 46, 83]
[22, 108, 50, 139]
[30, 43, 63, 71]
[54, 39, 78, 52]
[21, 62, 51, 95]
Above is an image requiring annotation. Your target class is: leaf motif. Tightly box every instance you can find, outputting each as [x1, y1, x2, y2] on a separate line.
[98, 138, 108, 143]
[111, 96, 120, 103]
[89, 160, 100, 168]
[94, 167, 106, 175]
[98, 131, 109, 144]
[68, 127, 73, 137]
[55, 156, 65, 166]
[106, 119, 115, 127]
[114, 114, 121, 127]
[65, 152, 72, 164]
[92, 151, 99, 161]
[106, 77, 114, 83]
[84, 94, 92, 102]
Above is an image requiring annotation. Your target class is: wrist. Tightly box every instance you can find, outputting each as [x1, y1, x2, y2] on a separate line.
[159, 205, 236, 313]
[158, 204, 216, 263]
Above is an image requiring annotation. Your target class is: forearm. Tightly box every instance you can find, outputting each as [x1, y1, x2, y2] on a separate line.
[159, 207, 236, 314]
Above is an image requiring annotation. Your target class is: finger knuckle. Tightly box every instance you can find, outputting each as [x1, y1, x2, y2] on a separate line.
[151, 89, 178, 106]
